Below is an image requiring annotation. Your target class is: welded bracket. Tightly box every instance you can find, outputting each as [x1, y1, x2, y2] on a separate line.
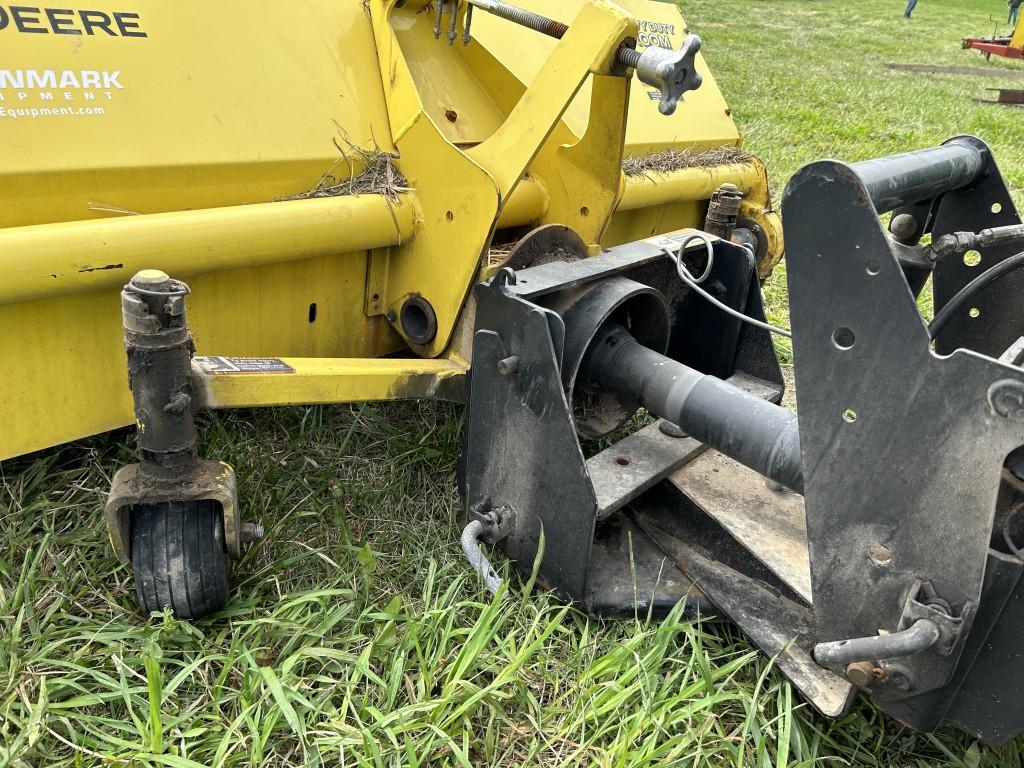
[783, 141, 1024, 702]
[463, 232, 784, 613]
[896, 580, 974, 658]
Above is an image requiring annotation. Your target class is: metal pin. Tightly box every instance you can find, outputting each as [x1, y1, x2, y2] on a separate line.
[447, 0, 458, 45]
[497, 355, 520, 376]
[462, 3, 473, 45]
[433, 0, 444, 39]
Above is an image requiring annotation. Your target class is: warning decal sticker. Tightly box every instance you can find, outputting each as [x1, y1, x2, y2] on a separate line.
[194, 356, 295, 374]
[643, 229, 703, 251]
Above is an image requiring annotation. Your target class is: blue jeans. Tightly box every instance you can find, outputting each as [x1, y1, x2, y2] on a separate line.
[904, 0, 917, 17]
[1011, 6, 1021, 25]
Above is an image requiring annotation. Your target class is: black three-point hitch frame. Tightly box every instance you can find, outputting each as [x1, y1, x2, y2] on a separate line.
[462, 137, 1024, 744]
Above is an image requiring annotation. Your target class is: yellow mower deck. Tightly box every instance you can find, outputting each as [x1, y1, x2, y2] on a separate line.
[0, 0, 781, 461]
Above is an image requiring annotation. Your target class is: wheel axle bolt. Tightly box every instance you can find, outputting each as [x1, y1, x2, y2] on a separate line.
[241, 521, 264, 544]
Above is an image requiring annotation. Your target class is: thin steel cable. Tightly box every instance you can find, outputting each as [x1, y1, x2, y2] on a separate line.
[664, 234, 792, 338]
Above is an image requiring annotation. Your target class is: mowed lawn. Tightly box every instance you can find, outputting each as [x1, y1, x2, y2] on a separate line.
[2, 1, 1023, 766]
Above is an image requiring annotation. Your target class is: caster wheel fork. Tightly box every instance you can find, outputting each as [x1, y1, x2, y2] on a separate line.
[105, 270, 256, 620]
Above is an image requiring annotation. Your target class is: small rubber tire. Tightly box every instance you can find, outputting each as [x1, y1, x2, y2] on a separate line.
[131, 499, 230, 619]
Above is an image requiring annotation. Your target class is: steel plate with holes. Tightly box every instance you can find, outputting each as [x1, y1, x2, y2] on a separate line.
[783, 155, 1024, 700]
[588, 424, 705, 520]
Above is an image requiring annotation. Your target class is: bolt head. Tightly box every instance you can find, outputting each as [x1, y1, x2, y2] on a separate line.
[134, 269, 170, 284]
[989, 379, 1024, 421]
[884, 663, 915, 692]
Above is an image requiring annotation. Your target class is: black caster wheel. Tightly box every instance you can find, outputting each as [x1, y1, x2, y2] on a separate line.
[130, 499, 230, 619]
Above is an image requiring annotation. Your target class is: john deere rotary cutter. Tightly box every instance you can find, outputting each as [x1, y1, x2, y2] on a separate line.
[4, 0, 1024, 745]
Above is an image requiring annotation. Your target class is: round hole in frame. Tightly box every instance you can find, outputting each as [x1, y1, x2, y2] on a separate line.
[445, 211, 454, 223]
[400, 296, 438, 345]
[964, 250, 982, 267]
[833, 327, 856, 350]
[866, 259, 881, 276]
[579, 206, 590, 218]
[992, 202, 1003, 214]
[969, 307, 981, 319]
[842, 409, 858, 423]
[615, 456, 631, 466]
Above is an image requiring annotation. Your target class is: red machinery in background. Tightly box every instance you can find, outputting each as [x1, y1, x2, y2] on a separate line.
[962, 15, 1024, 59]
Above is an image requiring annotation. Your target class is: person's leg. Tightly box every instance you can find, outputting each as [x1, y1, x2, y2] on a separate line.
[904, 0, 917, 18]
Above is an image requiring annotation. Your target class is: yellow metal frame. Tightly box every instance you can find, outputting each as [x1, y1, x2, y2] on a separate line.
[193, 357, 466, 409]
[0, 0, 783, 461]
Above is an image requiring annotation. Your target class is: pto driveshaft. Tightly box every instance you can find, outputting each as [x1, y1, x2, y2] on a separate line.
[580, 322, 804, 493]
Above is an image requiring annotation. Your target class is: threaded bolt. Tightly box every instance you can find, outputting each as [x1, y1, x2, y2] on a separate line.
[618, 47, 642, 69]
[241, 521, 265, 544]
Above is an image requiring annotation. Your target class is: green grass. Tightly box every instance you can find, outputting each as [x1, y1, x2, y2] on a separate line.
[3, 0, 1024, 765]
[693, 0, 1024, 354]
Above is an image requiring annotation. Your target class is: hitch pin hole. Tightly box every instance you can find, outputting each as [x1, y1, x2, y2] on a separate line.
[833, 327, 855, 350]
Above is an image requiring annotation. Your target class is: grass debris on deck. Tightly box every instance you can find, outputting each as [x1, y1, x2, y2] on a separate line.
[623, 146, 753, 177]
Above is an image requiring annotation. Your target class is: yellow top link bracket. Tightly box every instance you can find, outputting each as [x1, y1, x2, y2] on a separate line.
[370, 0, 687, 357]
[464, 0, 703, 115]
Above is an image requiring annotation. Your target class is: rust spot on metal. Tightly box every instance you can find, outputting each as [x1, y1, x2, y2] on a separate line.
[546, 20, 569, 38]
[832, 163, 871, 206]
